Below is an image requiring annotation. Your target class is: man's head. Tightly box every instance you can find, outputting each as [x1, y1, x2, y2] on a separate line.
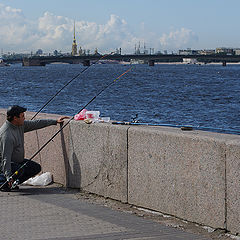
[7, 105, 27, 125]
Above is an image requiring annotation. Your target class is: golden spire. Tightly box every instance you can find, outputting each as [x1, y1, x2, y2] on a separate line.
[72, 21, 77, 56]
[74, 21, 76, 41]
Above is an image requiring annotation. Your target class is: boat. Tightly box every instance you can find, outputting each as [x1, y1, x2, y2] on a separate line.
[0, 59, 10, 67]
[130, 59, 146, 64]
[98, 60, 120, 64]
[182, 58, 198, 64]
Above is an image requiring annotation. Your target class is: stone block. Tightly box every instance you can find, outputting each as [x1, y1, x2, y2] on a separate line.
[226, 140, 240, 234]
[29, 112, 70, 186]
[128, 126, 227, 228]
[68, 121, 128, 202]
[0, 110, 6, 126]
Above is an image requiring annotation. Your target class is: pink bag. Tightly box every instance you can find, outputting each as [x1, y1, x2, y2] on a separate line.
[74, 109, 87, 120]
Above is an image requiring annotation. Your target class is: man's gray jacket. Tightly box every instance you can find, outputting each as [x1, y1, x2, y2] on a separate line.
[0, 119, 57, 179]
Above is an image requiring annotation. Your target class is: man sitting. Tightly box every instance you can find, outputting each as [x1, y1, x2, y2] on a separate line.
[0, 105, 68, 191]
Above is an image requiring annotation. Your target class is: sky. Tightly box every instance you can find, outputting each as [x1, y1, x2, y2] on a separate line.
[0, 0, 240, 54]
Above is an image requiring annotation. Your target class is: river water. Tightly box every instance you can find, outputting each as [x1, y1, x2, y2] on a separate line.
[0, 63, 240, 133]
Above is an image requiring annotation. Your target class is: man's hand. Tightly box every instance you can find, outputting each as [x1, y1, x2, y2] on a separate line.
[56, 116, 70, 124]
[7, 178, 14, 189]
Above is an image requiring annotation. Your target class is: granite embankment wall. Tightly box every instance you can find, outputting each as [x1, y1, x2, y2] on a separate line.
[0, 110, 239, 234]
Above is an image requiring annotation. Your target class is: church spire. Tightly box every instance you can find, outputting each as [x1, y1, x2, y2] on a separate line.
[72, 21, 77, 56]
[74, 21, 76, 41]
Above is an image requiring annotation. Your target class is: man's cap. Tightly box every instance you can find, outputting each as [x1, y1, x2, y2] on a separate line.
[7, 105, 27, 117]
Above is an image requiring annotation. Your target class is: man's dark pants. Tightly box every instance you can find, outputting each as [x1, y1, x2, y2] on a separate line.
[11, 159, 41, 184]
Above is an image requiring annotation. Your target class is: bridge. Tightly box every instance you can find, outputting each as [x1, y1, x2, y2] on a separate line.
[4, 54, 240, 66]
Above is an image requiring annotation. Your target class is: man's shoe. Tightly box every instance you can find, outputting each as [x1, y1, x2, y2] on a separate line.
[11, 185, 19, 191]
[0, 180, 20, 192]
[0, 183, 11, 192]
[0, 174, 8, 191]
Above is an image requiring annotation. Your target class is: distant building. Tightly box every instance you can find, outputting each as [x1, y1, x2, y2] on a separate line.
[114, 48, 122, 55]
[216, 47, 234, 55]
[94, 48, 101, 56]
[199, 49, 215, 55]
[135, 42, 141, 54]
[134, 42, 150, 55]
[234, 49, 240, 55]
[35, 49, 43, 56]
[71, 21, 78, 56]
[178, 49, 200, 55]
[79, 46, 85, 56]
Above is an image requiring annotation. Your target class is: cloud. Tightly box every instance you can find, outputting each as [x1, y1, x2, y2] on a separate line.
[0, 4, 34, 50]
[0, 4, 198, 54]
[159, 28, 198, 50]
[80, 14, 136, 52]
[35, 13, 137, 53]
[0, 4, 137, 53]
[35, 12, 73, 50]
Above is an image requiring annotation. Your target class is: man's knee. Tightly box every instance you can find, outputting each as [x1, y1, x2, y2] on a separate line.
[24, 160, 41, 176]
[34, 162, 41, 175]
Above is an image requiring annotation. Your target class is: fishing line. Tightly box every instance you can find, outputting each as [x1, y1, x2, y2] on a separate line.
[31, 52, 115, 120]
[30, 52, 114, 172]
[0, 66, 133, 190]
[29, 52, 114, 175]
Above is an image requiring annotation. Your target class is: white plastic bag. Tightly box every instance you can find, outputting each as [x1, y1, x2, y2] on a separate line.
[23, 172, 53, 186]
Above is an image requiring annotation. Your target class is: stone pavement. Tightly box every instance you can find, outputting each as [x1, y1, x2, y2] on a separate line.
[0, 185, 210, 240]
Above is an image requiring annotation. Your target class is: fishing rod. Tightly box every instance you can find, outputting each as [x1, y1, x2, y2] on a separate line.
[31, 52, 115, 120]
[112, 121, 240, 135]
[0, 66, 133, 190]
[29, 52, 114, 181]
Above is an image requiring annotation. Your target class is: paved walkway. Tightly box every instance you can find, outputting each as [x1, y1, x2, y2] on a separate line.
[0, 185, 210, 240]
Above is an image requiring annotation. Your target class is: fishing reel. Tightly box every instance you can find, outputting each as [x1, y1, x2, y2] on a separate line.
[10, 179, 20, 190]
[131, 114, 139, 123]
[0, 171, 20, 191]
[8, 170, 21, 190]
